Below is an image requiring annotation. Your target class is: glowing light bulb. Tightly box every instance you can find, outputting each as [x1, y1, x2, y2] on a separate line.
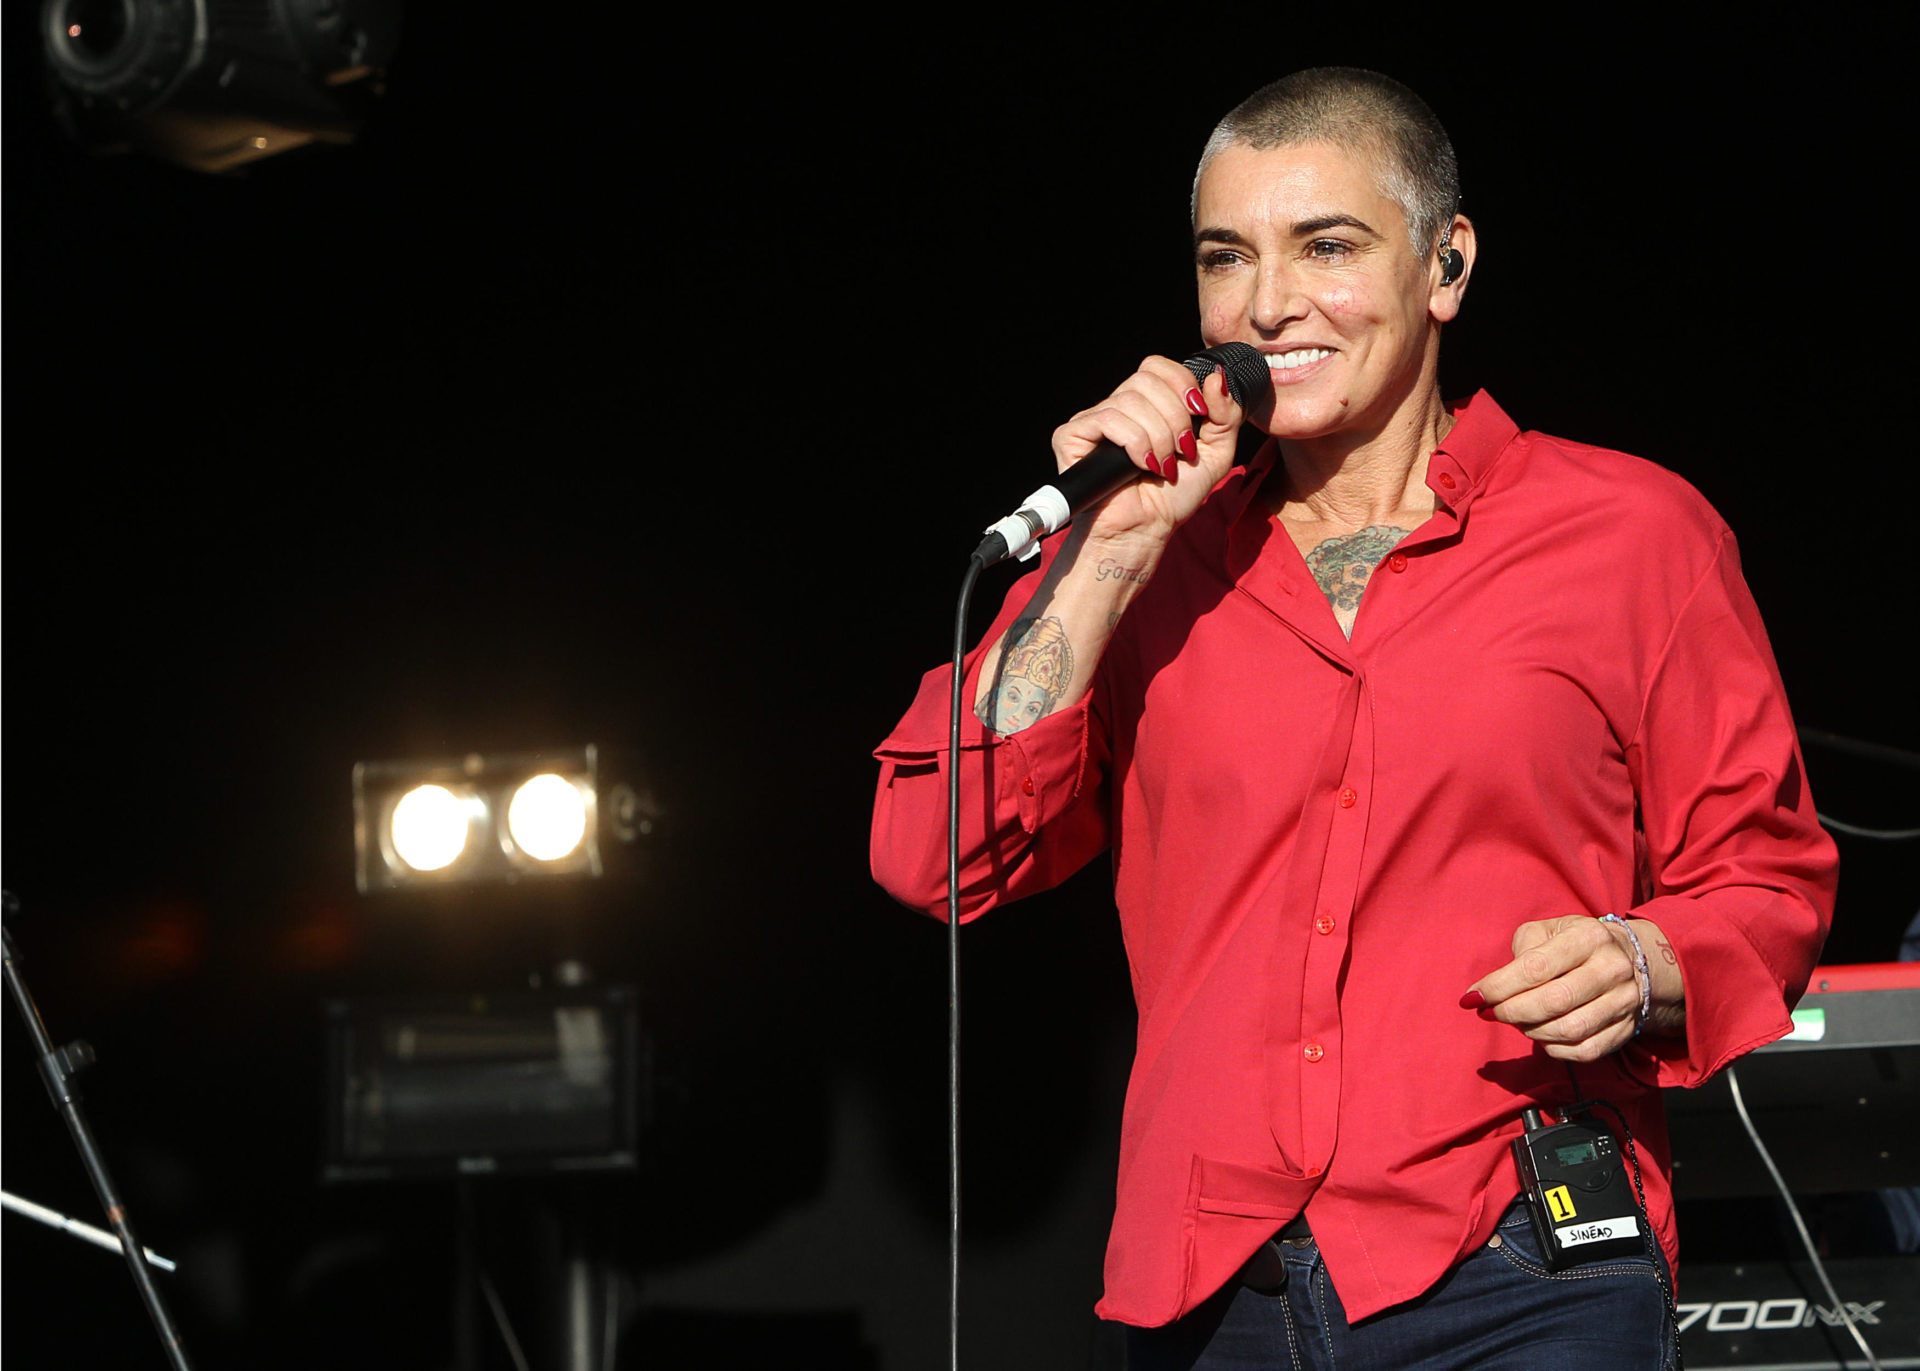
[389, 784, 473, 871]
[507, 774, 588, 861]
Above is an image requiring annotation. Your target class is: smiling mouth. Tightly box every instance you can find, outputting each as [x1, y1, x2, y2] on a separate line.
[1266, 348, 1334, 371]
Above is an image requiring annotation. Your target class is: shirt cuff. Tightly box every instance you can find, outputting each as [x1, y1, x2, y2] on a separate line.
[876, 688, 1094, 837]
[1629, 890, 1812, 1088]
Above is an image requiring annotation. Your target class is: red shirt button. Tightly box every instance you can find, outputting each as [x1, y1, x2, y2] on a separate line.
[1438, 471, 1457, 490]
[1337, 787, 1357, 808]
[1304, 1164, 1322, 1177]
[1303, 1043, 1325, 1063]
[1020, 777, 1035, 796]
[1387, 551, 1408, 573]
[1314, 915, 1336, 935]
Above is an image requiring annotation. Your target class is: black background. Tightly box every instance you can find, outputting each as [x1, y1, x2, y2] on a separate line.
[5, 6, 1916, 1368]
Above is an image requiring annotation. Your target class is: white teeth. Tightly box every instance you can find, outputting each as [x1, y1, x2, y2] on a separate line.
[1267, 348, 1331, 370]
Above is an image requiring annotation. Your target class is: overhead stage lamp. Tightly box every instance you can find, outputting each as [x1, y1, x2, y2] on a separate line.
[40, 0, 403, 174]
[352, 746, 655, 894]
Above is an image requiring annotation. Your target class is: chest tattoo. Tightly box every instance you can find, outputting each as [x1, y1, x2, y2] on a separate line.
[1304, 525, 1412, 615]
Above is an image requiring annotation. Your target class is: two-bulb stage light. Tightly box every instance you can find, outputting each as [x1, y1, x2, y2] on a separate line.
[337, 748, 658, 1182]
[384, 777, 586, 874]
[352, 747, 653, 894]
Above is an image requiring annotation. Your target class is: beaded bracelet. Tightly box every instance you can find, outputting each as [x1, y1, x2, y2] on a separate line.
[1597, 913, 1651, 1037]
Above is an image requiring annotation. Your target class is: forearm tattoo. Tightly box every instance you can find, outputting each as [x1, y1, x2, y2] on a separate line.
[1305, 525, 1411, 615]
[978, 615, 1075, 735]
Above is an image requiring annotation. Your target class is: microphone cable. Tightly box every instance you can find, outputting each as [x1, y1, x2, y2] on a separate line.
[946, 550, 987, 1371]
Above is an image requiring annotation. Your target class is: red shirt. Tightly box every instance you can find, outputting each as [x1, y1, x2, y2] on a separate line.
[871, 392, 1836, 1326]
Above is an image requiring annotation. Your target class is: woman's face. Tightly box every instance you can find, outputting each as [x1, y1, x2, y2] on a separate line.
[1193, 140, 1444, 444]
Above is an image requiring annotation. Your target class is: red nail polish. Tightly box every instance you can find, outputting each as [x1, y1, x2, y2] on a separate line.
[1144, 453, 1162, 477]
[1177, 430, 1198, 462]
[1458, 989, 1487, 1010]
[1184, 387, 1209, 417]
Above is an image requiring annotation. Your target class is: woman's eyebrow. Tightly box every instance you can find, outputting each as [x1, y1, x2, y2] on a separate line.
[1290, 213, 1379, 237]
[1192, 214, 1382, 254]
[1191, 225, 1248, 252]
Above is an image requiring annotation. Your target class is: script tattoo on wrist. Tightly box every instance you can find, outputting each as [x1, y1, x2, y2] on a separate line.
[1305, 526, 1411, 614]
[1091, 557, 1151, 586]
[978, 615, 1075, 736]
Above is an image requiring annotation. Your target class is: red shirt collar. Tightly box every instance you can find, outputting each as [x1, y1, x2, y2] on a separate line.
[1219, 389, 1519, 527]
[1426, 389, 1518, 514]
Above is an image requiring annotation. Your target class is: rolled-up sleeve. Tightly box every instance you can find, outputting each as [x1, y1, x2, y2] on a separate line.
[1625, 530, 1838, 1086]
[870, 561, 1114, 922]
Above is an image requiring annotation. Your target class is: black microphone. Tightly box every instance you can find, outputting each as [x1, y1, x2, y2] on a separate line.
[973, 342, 1273, 565]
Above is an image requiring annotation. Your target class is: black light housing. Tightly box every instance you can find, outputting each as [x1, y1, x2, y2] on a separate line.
[41, 0, 403, 173]
[323, 986, 647, 1181]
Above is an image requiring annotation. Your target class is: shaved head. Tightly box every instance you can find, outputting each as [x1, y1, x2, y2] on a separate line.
[1193, 68, 1460, 261]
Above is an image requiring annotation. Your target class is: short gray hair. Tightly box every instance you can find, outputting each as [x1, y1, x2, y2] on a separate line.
[1192, 68, 1460, 261]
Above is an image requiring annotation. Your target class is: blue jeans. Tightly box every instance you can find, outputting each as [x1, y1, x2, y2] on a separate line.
[1124, 1200, 1675, 1371]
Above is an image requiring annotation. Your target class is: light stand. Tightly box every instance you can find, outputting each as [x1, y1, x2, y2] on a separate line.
[2, 890, 194, 1371]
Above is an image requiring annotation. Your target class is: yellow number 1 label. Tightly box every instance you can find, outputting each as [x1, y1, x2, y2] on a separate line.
[1545, 1185, 1577, 1222]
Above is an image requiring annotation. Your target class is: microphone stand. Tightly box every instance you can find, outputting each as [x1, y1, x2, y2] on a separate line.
[2, 891, 194, 1371]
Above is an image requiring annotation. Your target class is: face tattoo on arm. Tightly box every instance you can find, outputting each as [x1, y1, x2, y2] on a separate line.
[978, 616, 1076, 736]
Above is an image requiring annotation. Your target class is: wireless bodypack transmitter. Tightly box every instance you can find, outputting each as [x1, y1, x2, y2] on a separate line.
[1510, 1104, 1647, 1270]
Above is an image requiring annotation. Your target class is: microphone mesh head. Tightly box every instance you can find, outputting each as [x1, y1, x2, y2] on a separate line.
[1183, 341, 1272, 410]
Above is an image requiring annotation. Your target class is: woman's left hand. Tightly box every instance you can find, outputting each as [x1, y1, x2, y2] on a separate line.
[1464, 915, 1684, 1061]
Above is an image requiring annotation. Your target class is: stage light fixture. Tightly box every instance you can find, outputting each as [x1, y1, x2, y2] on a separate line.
[39, 0, 403, 174]
[353, 746, 654, 894]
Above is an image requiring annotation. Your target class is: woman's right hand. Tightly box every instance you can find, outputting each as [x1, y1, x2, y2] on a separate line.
[1050, 353, 1251, 550]
[973, 352, 1256, 737]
